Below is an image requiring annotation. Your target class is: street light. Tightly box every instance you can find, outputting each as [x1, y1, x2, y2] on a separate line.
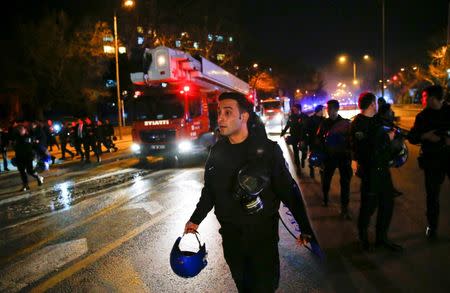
[114, 0, 135, 140]
[337, 54, 370, 86]
[253, 63, 259, 68]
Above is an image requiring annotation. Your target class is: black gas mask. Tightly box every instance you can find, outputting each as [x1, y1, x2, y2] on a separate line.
[233, 163, 269, 214]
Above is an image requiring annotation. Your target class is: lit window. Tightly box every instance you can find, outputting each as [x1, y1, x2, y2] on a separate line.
[216, 35, 224, 42]
[137, 37, 144, 45]
[137, 26, 144, 34]
[217, 54, 225, 61]
[103, 45, 115, 54]
[193, 42, 199, 49]
[175, 40, 181, 47]
[103, 36, 114, 42]
[208, 34, 213, 41]
[119, 46, 126, 54]
[229, 36, 233, 42]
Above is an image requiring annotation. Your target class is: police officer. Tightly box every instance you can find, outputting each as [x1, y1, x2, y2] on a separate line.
[184, 92, 314, 293]
[305, 105, 325, 178]
[74, 118, 85, 161]
[83, 117, 101, 163]
[408, 85, 450, 239]
[317, 100, 352, 217]
[0, 124, 11, 172]
[13, 124, 44, 191]
[351, 92, 402, 252]
[59, 122, 75, 160]
[280, 104, 308, 170]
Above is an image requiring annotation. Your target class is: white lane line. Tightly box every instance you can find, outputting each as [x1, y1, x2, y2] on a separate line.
[0, 238, 88, 292]
[124, 201, 163, 215]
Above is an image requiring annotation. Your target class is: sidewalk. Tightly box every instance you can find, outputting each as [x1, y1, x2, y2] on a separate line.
[1, 134, 133, 174]
[278, 137, 450, 293]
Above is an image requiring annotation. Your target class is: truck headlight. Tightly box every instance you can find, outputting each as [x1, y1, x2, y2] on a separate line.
[274, 113, 282, 122]
[131, 143, 141, 153]
[178, 141, 193, 153]
[261, 116, 267, 123]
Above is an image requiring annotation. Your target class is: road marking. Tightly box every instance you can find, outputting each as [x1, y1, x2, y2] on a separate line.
[30, 202, 184, 292]
[0, 238, 88, 292]
[124, 201, 163, 215]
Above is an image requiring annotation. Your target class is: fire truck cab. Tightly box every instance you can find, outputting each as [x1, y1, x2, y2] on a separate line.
[130, 46, 249, 162]
[259, 98, 285, 130]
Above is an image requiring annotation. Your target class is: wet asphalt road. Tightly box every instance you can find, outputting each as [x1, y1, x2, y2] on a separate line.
[1, 108, 449, 292]
[0, 149, 327, 292]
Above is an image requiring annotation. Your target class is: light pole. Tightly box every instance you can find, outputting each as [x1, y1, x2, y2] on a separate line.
[113, 0, 135, 140]
[338, 54, 370, 86]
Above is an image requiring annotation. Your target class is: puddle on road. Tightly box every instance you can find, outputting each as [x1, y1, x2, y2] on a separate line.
[0, 170, 150, 228]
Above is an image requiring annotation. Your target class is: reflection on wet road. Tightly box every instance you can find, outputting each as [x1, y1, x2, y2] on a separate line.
[0, 169, 152, 228]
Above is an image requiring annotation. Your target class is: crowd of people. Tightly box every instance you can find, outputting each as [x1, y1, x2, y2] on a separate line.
[281, 85, 449, 252]
[0, 117, 118, 191]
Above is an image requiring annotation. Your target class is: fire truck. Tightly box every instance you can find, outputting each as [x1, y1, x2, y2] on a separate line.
[259, 98, 285, 130]
[129, 46, 249, 162]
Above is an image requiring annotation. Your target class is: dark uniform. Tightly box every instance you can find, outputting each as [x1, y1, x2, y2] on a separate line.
[408, 103, 450, 236]
[351, 113, 400, 250]
[317, 115, 352, 210]
[83, 120, 101, 163]
[189, 134, 314, 293]
[305, 114, 325, 178]
[13, 126, 43, 190]
[74, 122, 85, 160]
[0, 126, 10, 171]
[59, 123, 75, 160]
[281, 111, 309, 168]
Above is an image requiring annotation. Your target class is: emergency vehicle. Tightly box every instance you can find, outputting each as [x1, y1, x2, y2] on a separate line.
[129, 46, 249, 162]
[259, 98, 285, 129]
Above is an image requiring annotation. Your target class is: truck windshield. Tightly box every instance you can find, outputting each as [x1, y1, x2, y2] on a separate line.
[134, 94, 184, 120]
[262, 101, 281, 110]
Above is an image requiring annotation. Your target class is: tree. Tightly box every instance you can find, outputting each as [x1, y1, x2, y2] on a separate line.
[428, 45, 450, 88]
[249, 71, 278, 94]
[0, 12, 112, 118]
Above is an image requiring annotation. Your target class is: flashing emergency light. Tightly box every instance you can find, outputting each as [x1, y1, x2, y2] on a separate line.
[134, 91, 142, 98]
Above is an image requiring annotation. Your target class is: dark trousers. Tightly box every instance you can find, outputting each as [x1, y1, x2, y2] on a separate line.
[83, 138, 100, 162]
[219, 219, 280, 293]
[1, 147, 8, 170]
[292, 141, 300, 166]
[358, 173, 394, 242]
[60, 141, 74, 159]
[322, 156, 352, 207]
[74, 139, 84, 159]
[423, 162, 450, 230]
[16, 158, 39, 186]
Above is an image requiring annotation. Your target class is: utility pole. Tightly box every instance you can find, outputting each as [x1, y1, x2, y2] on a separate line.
[114, 13, 123, 140]
[381, 0, 385, 99]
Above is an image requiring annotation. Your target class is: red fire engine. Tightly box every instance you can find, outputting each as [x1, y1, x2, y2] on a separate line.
[130, 46, 249, 162]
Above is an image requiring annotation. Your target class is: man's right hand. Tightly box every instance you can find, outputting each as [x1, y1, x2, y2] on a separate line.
[184, 221, 199, 234]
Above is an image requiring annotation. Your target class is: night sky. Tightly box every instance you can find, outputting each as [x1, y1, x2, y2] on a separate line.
[5, 0, 449, 76]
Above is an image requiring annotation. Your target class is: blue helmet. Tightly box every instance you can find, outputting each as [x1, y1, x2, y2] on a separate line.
[389, 142, 408, 168]
[170, 233, 207, 278]
[308, 151, 325, 167]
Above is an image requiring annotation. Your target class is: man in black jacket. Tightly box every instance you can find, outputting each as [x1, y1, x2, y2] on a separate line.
[350, 92, 402, 252]
[408, 85, 450, 239]
[305, 105, 325, 178]
[280, 104, 309, 170]
[317, 100, 352, 216]
[184, 92, 315, 293]
[13, 124, 44, 191]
